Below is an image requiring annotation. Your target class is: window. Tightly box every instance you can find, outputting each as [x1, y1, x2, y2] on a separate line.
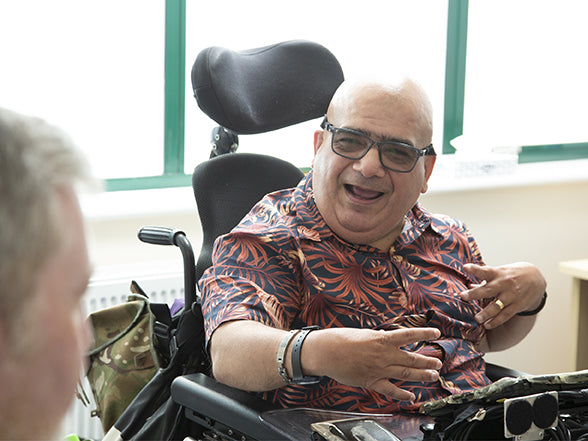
[3, 0, 584, 193]
[184, 0, 449, 172]
[461, 0, 588, 162]
[0, 1, 166, 180]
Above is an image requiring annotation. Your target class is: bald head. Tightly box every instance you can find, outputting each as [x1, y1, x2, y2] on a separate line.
[326, 78, 433, 148]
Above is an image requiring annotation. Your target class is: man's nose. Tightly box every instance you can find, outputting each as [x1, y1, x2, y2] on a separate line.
[353, 144, 386, 178]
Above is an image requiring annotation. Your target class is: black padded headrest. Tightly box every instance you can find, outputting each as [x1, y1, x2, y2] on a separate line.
[192, 40, 344, 135]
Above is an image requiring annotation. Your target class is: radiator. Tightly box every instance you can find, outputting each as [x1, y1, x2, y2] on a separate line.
[59, 261, 185, 440]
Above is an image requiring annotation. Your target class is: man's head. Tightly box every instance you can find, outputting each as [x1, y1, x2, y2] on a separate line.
[0, 108, 94, 439]
[312, 77, 436, 251]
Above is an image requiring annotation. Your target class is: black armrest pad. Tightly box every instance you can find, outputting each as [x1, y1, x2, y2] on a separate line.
[171, 373, 282, 440]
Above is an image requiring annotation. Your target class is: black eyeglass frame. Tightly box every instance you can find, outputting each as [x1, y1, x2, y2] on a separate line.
[320, 116, 436, 173]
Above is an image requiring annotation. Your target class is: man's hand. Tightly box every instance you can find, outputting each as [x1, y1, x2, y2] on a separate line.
[460, 262, 547, 330]
[211, 321, 442, 402]
[302, 326, 442, 401]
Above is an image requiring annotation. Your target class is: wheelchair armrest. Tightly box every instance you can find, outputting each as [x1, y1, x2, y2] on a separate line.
[171, 373, 285, 440]
[486, 362, 527, 382]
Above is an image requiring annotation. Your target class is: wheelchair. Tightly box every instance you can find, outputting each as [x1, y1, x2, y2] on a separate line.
[117, 40, 588, 441]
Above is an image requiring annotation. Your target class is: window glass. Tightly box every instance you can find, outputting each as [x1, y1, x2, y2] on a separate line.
[462, 0, 588, 151]
[184, 0, 449, 172]
[0, 1, 165, 179]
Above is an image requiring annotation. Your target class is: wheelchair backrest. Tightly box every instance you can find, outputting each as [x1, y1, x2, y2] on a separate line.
[190, 40, 344, 284]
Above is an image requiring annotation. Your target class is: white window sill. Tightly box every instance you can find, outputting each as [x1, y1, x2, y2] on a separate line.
[81, 185, 196, 221]
[81, 158, 588, 221]
[427, 157, 588, 194]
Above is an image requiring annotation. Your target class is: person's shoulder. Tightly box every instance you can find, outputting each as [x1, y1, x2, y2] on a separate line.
[230, 187, 301, 241]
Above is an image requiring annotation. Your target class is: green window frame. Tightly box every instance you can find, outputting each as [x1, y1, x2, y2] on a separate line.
[106, 0, 190, 191]
[443, 0, 588, 163]
[105, 0, 588, 192]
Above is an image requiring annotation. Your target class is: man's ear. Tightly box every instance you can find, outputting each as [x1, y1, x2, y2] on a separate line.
[313, 130, 325, 155]
[421, 155, 437, 194]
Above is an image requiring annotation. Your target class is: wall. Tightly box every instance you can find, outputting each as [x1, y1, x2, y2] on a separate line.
[421, 179, 588, 374]
[84, 174, 588, 376]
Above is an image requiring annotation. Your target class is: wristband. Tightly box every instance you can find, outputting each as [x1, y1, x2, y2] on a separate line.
[276, 330, 300, 384]
[516, 292, 547, 316]
[291, 325, 321, 385]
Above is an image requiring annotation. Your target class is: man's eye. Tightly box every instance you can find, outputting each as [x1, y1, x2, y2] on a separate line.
[340, 137, 362, 145]
[383, 144, 416, 163]
[335, 134, 366, 149]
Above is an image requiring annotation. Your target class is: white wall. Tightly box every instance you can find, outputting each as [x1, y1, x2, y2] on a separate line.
[422, 177, 588, 375]
[84, 163, 588, 376]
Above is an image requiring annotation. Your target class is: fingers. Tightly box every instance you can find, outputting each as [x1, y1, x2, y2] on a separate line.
[461, 263, 496, 302]
[463, 262, 492, 280]
[320, 327, 443, 400]
[384, 326, 442, 347]
[364, 346, 441, 401]
[461, 262, 546, 328]
[369, 378, 418, 402]
[379, 328, 443, 371]
[366, 344, 441, 400]
[462, 279, 514, 328]
[381, 362, 441, 383]
[474, 298, 514, 329]
[371, 328, 442, 396]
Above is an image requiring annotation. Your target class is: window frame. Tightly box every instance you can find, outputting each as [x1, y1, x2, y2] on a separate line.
[105, 0, 190, 191]
[105, 0, 588, 192]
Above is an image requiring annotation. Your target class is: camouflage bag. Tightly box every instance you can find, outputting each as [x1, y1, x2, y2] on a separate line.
[85, 282, 162, 433]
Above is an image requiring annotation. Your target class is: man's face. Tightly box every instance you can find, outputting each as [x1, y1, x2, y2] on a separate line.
[0, 187, 92, 439]
[312, 84, 435, 251]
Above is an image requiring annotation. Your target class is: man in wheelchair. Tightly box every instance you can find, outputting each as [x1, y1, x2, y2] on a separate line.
[199, 76, 548, 414]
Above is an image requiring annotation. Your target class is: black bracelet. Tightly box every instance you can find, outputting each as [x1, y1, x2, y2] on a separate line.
[516, 292, 547, 316]
[290, 325, 321, 385]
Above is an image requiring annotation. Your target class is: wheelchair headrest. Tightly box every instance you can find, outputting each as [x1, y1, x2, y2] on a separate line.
[191, 40, 344, 135]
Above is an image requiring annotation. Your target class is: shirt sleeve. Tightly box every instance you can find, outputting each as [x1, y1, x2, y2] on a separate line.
[199, 230, 302, 342]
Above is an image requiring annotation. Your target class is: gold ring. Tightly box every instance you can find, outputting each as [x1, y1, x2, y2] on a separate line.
[494, 299, 505, 310]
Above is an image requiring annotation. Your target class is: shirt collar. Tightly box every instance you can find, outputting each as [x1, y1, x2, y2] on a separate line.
[293, 171, 441, 249]
[292, 171, 334, 242]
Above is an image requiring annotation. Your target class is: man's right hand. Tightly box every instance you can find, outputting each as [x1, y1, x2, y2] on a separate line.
[301, 327, 442, 401]
[210, 321, 442, 402]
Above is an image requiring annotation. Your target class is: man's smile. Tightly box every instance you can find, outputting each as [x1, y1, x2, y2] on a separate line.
[344, 184, 385, 202]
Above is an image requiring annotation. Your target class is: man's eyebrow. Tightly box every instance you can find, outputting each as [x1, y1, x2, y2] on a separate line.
[344, 126, 414, 146]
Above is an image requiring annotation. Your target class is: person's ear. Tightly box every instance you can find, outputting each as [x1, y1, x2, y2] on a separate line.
[421, 155, 436, 194]
[313, 130, 325, 155]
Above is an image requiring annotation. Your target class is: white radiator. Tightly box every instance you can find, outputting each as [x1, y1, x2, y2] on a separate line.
[59, 261, 185, 440]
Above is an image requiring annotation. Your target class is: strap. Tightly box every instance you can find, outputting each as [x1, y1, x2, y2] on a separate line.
[291, 326, 321, 385]
[88, 293, 149, 356]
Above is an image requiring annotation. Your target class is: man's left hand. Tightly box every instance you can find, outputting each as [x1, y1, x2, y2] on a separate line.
[460, 262, 547, 329]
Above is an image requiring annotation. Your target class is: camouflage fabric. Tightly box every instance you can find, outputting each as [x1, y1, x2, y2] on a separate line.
[421, 369, 588, 414]
[86, 289, 161, 433]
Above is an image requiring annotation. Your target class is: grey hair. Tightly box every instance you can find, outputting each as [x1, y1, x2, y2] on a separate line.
[0, 107, 95, 332]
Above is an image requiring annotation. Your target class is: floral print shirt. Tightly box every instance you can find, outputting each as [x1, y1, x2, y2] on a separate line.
[200, 171, 492, 413]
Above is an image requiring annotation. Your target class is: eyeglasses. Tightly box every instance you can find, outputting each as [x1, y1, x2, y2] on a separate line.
[320, 117, 436, 173]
